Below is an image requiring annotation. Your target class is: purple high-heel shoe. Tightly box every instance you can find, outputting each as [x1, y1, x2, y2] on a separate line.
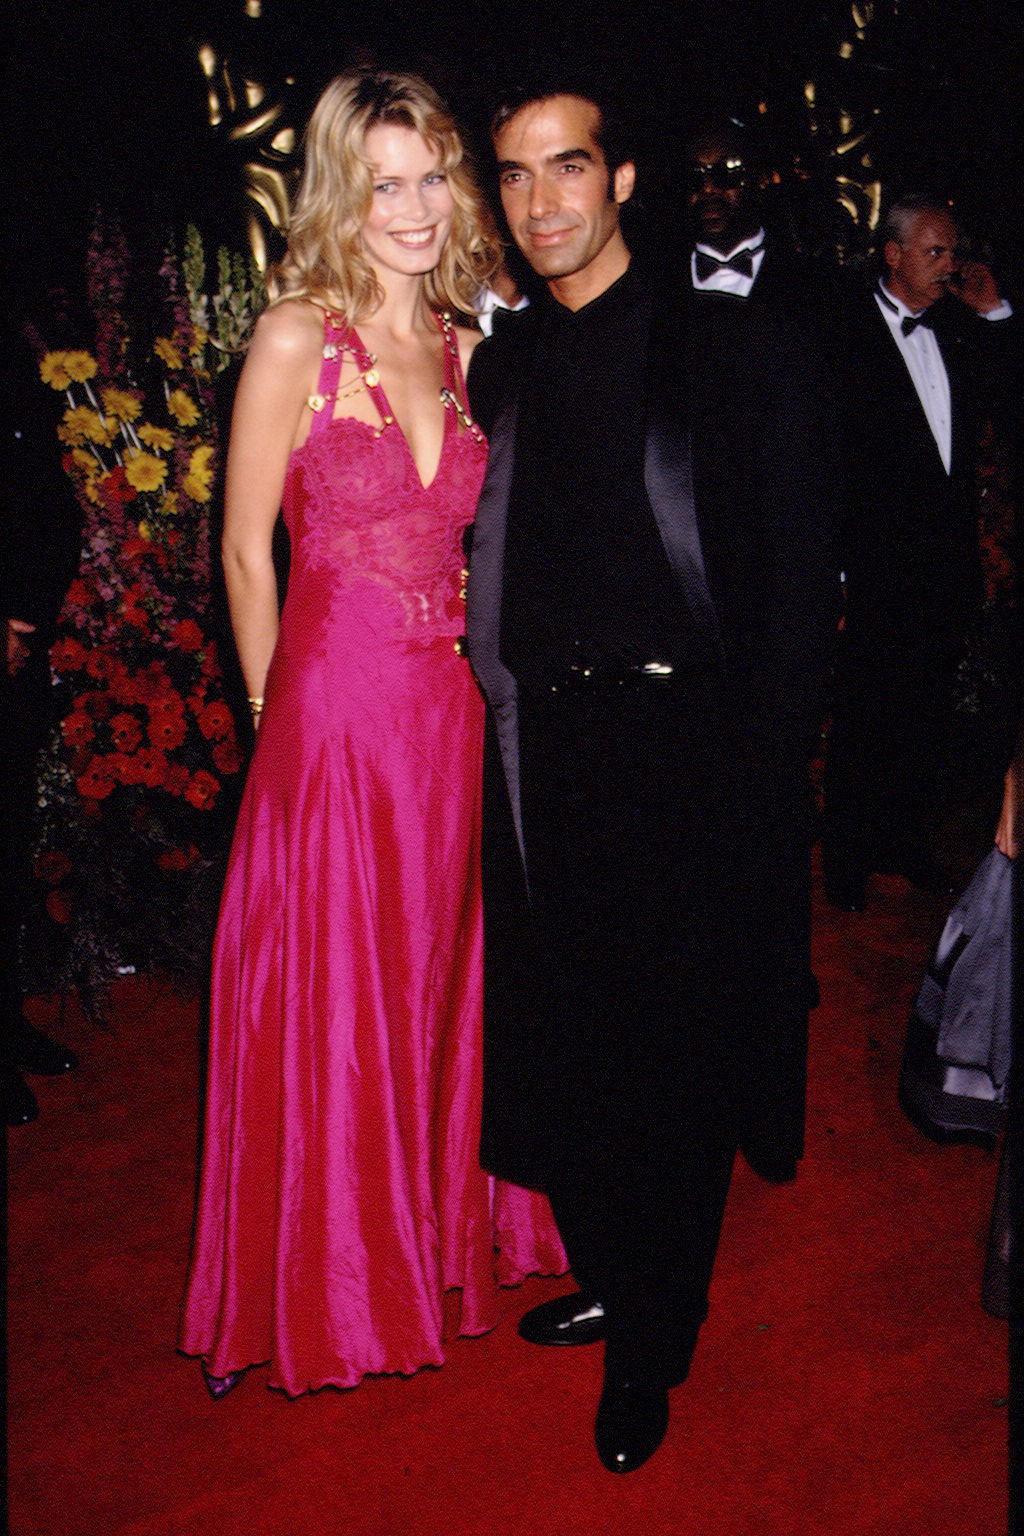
[202, 1363, 245, 1400]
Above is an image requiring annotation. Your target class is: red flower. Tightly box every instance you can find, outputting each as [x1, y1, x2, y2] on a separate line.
[184, 769, 220, 809]
[172, 619, 204, 652]
[133, 748, 168, 789]
[164, 761, 191, 796]
[200, 640, 220, 676]
[62, 710, 95, 749]
[108, 664, 138, 706]
[34, 850, 73, 884]
[157, 844, 201, 873]
[64, 578, 91, 612]
[85, 649, 117, 682]
[109, 750, 146, 787]
[198, 700, 234, 741]
[129, 665, 167, 706]
[148, 710, 188, 751]
[82, 688, 113, 721]
[96, 464, 137, 509]
[212, 736, 242, 776]
[109, 711, 144, 752]
[76, 756, 116, 800]
[122, 599, 149, 629]
[45, 889, 73, 925]
[51, 636, 88, 673]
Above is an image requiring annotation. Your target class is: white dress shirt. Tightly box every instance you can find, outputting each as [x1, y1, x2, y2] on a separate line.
[875, 282, 1012, 475]
[690, 228, 766, 299]
[475, 286, 529, 337]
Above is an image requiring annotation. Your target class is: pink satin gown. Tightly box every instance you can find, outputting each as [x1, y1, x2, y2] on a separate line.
[179, 311, 565, 1395]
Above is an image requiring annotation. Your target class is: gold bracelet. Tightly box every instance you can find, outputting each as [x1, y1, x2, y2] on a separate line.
[248, 696, 264, 721]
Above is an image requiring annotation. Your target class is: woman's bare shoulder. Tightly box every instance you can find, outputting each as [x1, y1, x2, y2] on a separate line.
[248, 299, 325, 364]
[453, 322, 484, 373]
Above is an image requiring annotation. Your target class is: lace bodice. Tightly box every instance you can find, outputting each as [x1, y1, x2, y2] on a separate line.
[281, 311, 486, 638]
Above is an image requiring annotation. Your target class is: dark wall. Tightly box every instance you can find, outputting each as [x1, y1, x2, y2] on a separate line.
[3, 0, 1022, 308]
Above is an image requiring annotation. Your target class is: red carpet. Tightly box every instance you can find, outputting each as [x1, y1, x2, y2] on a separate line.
[7, 856, 1009, 1535]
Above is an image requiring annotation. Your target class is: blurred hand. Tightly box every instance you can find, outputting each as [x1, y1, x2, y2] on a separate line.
[994, 760, 1020, 859]
[5, 617, 36, 676]
[950, 260, 1002, 314]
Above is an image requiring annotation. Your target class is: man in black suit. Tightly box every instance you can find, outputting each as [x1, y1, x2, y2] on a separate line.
[684, 112, 833, 1037]
[684, 116, 821, 322]
[465, 75, 838, 1473]
[823, 195, 1014, 911]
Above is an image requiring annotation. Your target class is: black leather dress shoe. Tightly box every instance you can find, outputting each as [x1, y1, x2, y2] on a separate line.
[12, 1018, 78, 1076]
[594, 1369, 669, 1474]
[5, 1065, 39, 1126]
[518, 1292, 606, 1346]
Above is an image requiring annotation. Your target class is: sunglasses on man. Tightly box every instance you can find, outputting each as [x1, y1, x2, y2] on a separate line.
[686, 159, 747, 195]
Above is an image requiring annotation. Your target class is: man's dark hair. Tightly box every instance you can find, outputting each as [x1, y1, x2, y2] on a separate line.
[489, 66, 637, 179]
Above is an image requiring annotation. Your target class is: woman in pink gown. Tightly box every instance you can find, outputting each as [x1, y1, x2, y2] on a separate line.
[179, 69, 565, 1398]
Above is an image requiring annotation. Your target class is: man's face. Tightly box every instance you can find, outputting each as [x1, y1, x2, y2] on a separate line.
[494, 94, 635, 308]
[884, 210, 958, 313]
[686, 131, 757, 254]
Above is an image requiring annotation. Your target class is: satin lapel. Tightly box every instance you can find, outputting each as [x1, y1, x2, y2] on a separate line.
[466, 385, 519, 685]
[644, 402, 725, 668]
[465, 382, 525, 856]
[935, 324, 967, 478]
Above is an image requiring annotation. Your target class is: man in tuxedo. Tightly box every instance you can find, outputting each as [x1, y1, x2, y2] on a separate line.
[684, 116, 824, 322]
[685, 112, 833, 1025]
[465, 75, 838, 1473]
[822, 195, 1014, 911]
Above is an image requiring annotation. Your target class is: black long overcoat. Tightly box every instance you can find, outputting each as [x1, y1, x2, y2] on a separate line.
[465, 287, 840, 1189]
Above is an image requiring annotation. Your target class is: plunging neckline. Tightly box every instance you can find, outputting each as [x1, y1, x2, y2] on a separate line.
[348, 321, 454, 494]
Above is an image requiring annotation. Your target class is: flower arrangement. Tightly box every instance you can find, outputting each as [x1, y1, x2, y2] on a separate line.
[24, 218, 265, 1017]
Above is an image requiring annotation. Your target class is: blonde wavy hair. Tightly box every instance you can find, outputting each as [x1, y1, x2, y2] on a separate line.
[269, 69, 500, 322]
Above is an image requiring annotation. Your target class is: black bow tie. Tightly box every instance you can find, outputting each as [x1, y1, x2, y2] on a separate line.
[877, 286, 934, 335]
[693, 246, 759, 282]
[488, 303, 522, 336]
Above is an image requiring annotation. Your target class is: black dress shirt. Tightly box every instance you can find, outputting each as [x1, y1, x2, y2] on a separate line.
[499, 263, 693, 688]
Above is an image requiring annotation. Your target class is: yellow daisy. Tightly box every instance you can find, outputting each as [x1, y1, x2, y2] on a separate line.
[190, 444, 214, 483]
[124, 449, 169, 493]
[58, 405, 109, 447]
[100, 387, 142, 422]
[183, 443, 215, 502]
[154, 336, 183, 369]
[159, 492, 179, 517]
[65, 351, 98, 383]
[183, 469, 213, 503]
[167, 389, 201, 427]
[138, 424, 175, 452]
[40, 352, 72, 390]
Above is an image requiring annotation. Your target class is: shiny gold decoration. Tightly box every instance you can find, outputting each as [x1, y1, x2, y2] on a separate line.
[195, 11, 302, 270]
[799, 1, 890, 258]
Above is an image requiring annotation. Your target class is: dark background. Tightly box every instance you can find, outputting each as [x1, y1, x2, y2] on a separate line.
[4, 1, 1023, 307]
